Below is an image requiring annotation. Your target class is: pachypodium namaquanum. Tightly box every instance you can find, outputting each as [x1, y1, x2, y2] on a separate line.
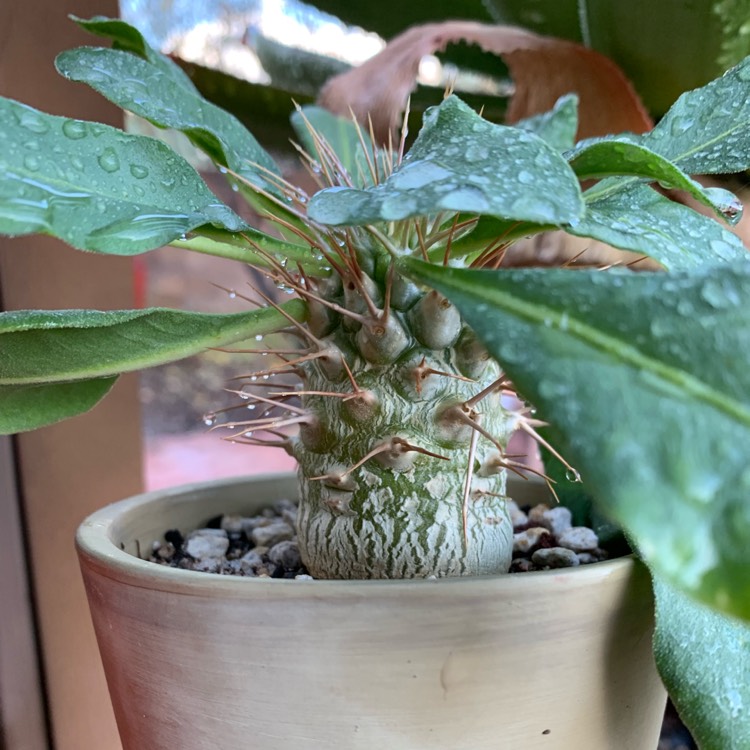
[2, 17, 750, 583]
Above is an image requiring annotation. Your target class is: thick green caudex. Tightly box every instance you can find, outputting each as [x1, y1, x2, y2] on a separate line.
[1, 16, 750, 741]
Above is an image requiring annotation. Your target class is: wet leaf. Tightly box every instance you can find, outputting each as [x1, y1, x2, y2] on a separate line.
[403, 258, 750, 622]
[0, 301, 307, 384]
[0, 378, 117, 434]
[308, 96, 583, 226]
[653, 574, 750, 749]
[571, 184, 748, 270]
[318, 21, 651, 143]
[72, 15, 198, 92]
[56, 47, 278, 189]
[642, 55, 750, 175]
[567, 137, 742, 220]
[0, 97, 246, 254]
[514, 94, 578, 151]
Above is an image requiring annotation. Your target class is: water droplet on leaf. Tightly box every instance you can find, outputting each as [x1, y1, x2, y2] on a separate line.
[62, 119, 87, 140]
[97, 148, 120, 173]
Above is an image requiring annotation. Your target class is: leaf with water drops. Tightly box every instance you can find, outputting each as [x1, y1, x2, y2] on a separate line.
[71, 15, 198, 93]
[0, 301, 307, 386]
[568, 137, 743, 222]
[0, 378, 117, 434]
[514, 94, 578, 151]
[403, 258, 750, 622]
[56, 47, 279, 191]
[640, 55, 750, 175]
[571, 184, 748, 270]
[653, 574, 750, 750]
[0, 97, 250, 254]
[307, 96, 584, 227]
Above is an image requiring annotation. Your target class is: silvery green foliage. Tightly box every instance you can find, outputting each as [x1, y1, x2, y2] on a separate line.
[2, 17, 750, 741]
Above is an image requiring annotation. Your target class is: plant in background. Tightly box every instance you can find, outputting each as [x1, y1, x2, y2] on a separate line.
[1, 17, 750, 748]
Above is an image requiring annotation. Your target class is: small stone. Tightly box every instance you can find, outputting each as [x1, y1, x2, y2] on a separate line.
[507, 500, 529, 529]
[220, 514, 245, 533]
[513, 527, 552, 555]
[155, 542, 176, 561]
[510, 558, 536, 573]
[576, 553, 598, 565]
[238, 550, 263, 574]
[532, 547, 580, 569]
[192, 557, 223, 573]
[251, 521, 295, 547]
[527, 503, 552, 527]
[240, 515, 275, 534]
[268, 540, 302, 570]
[295, 574, 314, 581]
[185, 529, 229, 560]
[281, 507, 298, 528]
[540, 506, 573, 536]
[273, 498, 297, 514]
[558, 527, 599, 552]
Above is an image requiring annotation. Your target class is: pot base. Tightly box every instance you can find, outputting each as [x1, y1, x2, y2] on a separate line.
[77, 474, 666, 750]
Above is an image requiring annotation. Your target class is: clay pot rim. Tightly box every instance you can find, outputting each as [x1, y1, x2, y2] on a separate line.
[76, 472, 635, 598]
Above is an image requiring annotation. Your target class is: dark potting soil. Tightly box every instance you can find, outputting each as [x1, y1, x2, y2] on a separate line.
[149, 497, 609, 578]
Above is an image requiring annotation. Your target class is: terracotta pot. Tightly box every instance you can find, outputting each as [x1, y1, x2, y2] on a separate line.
[77, 473, 667, 750]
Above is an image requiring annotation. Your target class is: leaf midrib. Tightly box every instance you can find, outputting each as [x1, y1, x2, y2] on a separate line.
[418, 266, 750, 428]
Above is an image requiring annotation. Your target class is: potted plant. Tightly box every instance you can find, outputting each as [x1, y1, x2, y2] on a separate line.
[2, 16, 749, 750]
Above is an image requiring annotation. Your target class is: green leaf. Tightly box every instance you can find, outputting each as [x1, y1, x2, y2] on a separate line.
[568, 137, 743, 221]
[571, 185, 748, 270]
[307, 96, 584, 226]
[291, 105, 379, 188]
[403, 258, 750, 621]
[169, 230, 330, 277]
[55, 47, 279, 190]
[653, 574, 750, 749]
[514, 94, 578, 151]
[641, 55, 750, 174]
[71, 15, 198, 93]
[0, 97, 247, 254]
[0, 378, 117, 434]
[0, 301, 307, 384]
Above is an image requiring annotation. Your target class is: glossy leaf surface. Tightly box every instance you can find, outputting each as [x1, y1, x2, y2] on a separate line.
[571, 185, 748, 270]
[0, 97, 246, 254]
[514, 94, 578, 151]
[653, 574, 750, 749]
[567, 137, 742, 220]
[308, 96, 583, 226]
[56, 47, 278, 188]
[404, 258, 750, 621]
[0, 302, 306, 384]
[642, 55, 750, 175]
[0, 378, 117, 434]
[72, 15, 198, 92]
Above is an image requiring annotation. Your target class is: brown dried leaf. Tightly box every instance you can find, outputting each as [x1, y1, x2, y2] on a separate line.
[318, 21, 653, 143]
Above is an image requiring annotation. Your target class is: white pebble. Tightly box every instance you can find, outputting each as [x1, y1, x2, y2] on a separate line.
[513, 527, 551, 554]
[251, 521, 295, 547]
[185, 529, 229, 560]
[541, 506, 573, 536]
[507, 500, 528, 529]
[558, 527, 599, 552]
[527, 503, 552, 527]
